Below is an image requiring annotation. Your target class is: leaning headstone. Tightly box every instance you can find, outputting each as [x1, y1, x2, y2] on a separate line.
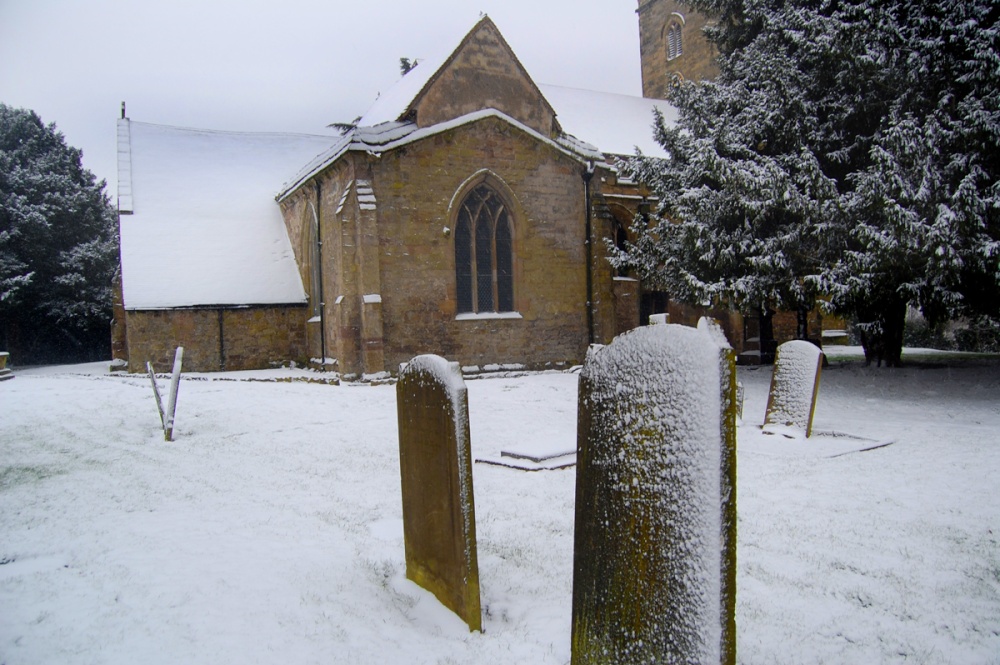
[763, 340, 823, 438]
[396, 354, 481, 632]
[572, 323, 737, 665]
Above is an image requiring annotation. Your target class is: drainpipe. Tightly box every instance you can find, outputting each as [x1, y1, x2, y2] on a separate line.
[582, 161, 596, 345]
[313, 182, 327, 369]
[218, 309, 225, 370]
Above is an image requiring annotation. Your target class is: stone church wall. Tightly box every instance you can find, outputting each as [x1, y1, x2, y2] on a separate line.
[370, 115, 591, 373]
[124, 305, 309, 373]
[411, 19, 557, 137]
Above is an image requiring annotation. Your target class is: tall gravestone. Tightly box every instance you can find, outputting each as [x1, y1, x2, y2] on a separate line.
[572, 324, 737, 665]
[396, 354, 482, 632]
[763, 339, 823, 438]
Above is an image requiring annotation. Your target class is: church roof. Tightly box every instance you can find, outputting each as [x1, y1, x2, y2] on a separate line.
[276, 109, 604, 202]
[278, 19, 676, 201]
[117, 120, 336, 309]
[356, 27, 459, 127]
[537, 84, 677, 158]
[353, 16, 675, 158]
[358, 16, 559, 132]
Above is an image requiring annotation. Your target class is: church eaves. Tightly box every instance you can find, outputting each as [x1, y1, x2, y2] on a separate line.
[275, 109, 603, 203]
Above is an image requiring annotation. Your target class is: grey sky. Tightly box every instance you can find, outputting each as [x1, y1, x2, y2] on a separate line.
[1, 0, 643, 196]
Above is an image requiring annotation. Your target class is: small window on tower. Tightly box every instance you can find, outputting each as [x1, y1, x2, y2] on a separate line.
[667, 20, 683, 60]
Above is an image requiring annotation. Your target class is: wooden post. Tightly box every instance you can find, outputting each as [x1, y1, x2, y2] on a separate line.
[164, 347, 184, 441]
[147, 346, 184, 441]
[147, 361, 166, 430]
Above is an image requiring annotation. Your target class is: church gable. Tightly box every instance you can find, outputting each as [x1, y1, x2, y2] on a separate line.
[407, 17, 559, 137]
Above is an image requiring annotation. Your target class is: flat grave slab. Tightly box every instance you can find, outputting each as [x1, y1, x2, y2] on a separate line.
[740, 426, 894, 458]
[476, 438, 577, 470]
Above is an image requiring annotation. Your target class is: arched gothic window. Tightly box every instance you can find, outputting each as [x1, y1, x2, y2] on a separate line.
[667, 20, 683, 60]
[611, 214, 631, 278]
[455, 184, 514, 314]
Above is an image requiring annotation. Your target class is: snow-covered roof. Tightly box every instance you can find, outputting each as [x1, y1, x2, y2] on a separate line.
[277, 109, 604, 201]
[118, 120, 337, 309]
[351, 17, 674, 160]
[357, 28, 462, 127]
[278, 85, 672, 201]
[357, 16, 555, 129]
[538, 84, 676, 158]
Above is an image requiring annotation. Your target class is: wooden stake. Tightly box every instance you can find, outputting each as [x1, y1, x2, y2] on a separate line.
[147, 346, 184, 441]
[147, 361, 166, 430]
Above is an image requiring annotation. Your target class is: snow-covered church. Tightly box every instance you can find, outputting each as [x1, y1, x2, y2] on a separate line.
[113, 2, 809, 376]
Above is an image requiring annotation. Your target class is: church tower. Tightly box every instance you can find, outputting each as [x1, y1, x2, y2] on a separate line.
[637, 0, 719, 99]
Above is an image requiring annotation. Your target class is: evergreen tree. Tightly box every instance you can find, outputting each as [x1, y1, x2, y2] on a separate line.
[616, 0, 1000, 366]
[822, 0, 1000, 364]
[0, 104, 119, 364]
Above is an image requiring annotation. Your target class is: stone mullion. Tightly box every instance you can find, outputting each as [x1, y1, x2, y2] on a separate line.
[466, 199, 483, 313]
[490, 203, 504, 311]
[473, 197, 495, 313]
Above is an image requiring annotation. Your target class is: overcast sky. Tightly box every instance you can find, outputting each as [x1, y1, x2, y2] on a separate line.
[1, 0, 644, 197]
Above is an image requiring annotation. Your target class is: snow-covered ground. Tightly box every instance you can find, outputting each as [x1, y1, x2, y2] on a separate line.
[2, 348, 998, 664]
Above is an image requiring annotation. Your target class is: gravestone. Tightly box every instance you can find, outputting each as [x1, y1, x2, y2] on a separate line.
[396, 354, 482, 632]
[763, 340, 823, 438]
[0, 352, 13, 381]
[572, 324, 737, 665]
[697, 315, 730, 346]
[649, 312, 669, 325]
[698, 318, 744, 419]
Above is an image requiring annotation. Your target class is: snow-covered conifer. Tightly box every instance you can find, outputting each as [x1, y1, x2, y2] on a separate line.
[616, 0, 999, 365]
[0, 104, 119, 363]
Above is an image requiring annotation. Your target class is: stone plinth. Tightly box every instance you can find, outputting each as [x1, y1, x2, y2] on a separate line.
[396, 354, 481, 632]
[572, 323, 737, 665]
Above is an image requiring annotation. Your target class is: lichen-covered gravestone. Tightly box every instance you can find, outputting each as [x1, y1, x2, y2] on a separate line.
[763, 340, 823, 438]
[396, 354, 482, 632]
[572, 324, 737, 665]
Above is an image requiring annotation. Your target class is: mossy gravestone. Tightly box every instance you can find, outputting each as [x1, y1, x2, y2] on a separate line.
[572, 324, 737, 665]
[763, 340, 823, 438]
[396, 354, 482, 632]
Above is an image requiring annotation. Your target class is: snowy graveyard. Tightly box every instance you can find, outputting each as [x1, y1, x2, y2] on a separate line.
[1, 350, 999, 664]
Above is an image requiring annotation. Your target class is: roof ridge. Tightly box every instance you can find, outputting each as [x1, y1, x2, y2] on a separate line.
[116, 118, 133, 214]
[126, 119, 336, 140]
